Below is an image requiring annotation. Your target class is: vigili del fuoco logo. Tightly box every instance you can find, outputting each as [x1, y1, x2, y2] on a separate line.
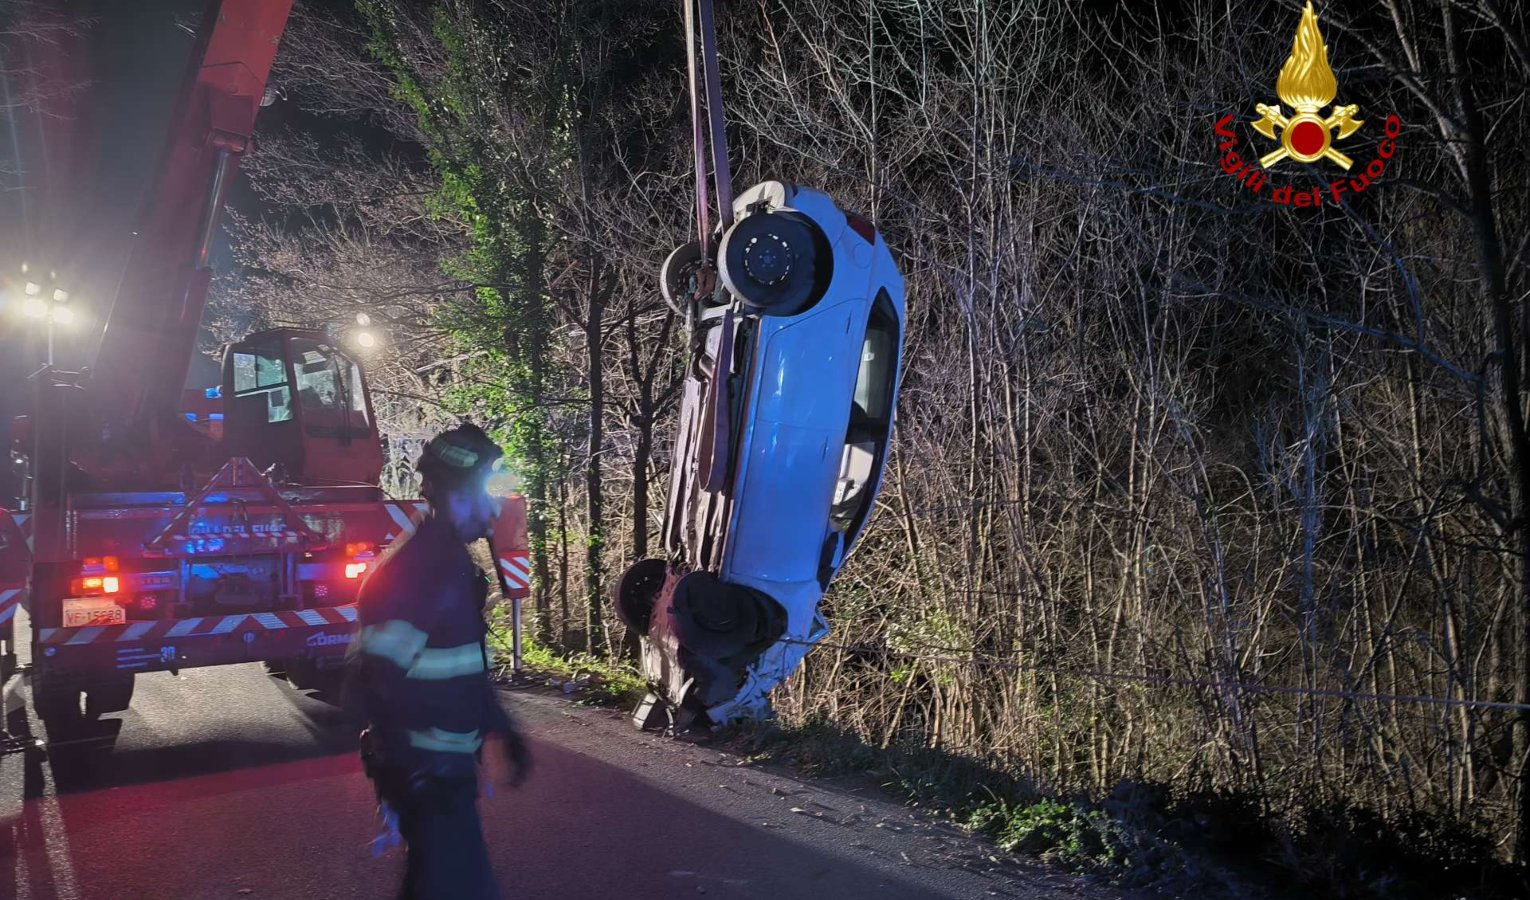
[1214, 2, 1400, 207]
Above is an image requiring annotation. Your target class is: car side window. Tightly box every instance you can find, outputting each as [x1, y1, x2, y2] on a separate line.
[831, 289, 899, 539]
[853, 323, 896, 423]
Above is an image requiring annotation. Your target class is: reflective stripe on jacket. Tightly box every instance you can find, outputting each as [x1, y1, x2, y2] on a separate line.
[347, 514, 498, 771]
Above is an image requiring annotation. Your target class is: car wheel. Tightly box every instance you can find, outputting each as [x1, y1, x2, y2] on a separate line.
[614, 558, 667, 636]
[669, 571, 784, 658]
[661, 240, 708, 316]
[718, 210, 830, 317]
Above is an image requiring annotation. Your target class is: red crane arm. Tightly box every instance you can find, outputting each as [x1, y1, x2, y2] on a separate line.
[89, 0, 294, 431]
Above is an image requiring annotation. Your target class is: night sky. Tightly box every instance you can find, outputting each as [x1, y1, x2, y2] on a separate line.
[1, 0, 216, 498]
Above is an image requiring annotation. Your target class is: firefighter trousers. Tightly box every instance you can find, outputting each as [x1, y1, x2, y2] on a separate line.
[377, 769, 500, 900]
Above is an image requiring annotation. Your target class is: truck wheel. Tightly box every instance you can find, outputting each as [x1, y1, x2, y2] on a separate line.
[83, 675, 135, 718]
[31, 675, 83, 730]
[286, 657, 344, 698]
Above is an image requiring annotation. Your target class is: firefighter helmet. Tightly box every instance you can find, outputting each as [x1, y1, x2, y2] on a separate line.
[417, 423, 503, 489]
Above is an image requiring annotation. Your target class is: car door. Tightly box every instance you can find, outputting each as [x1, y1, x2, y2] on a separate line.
[725, 299, 861, 585]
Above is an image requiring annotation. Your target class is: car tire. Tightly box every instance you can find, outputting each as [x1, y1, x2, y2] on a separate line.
[614, 558, 667, 636]
[718, 210, 831, 317]
[661, 240, 708, 316]
[669, 571, 784, 658]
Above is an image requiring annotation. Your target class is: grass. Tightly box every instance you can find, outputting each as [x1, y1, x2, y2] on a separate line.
[476, 607, 1529, 898]
[484, 618, 647, 708]
[716, 715, 1528, 899]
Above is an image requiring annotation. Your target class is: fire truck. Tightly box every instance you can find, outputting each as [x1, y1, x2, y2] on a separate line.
[0, 0, 529, 732]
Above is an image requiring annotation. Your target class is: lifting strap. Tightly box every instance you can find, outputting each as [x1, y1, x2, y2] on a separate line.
[678, 0, 739, 573]
[683, 0, 735, 260]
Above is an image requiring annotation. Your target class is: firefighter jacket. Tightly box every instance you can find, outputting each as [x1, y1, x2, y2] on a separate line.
[346, 513, 513, 778]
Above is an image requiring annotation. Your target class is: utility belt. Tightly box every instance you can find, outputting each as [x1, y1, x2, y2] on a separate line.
[360, 727, 478, 799]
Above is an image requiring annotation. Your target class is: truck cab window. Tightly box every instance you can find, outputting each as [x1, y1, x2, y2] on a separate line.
[232, 345, 292, 424]
[288, 338, 370, 431]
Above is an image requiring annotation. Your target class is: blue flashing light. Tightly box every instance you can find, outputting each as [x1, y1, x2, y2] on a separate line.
[205, 386, 222, 399]
[184, 413, 198, 422]
[209, 413, 224, 421]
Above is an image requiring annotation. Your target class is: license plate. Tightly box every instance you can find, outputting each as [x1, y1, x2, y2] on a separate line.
[63, 598, 127, 628]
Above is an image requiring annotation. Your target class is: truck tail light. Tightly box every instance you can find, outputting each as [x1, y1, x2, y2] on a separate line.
[82, 555, 120, 574]
[71, 575, 121, 595]
[72, 577, 101, 594]
[345, 562, 368, 579]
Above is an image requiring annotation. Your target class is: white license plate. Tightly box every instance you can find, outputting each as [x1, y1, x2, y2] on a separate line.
[63, 598, 127, 628]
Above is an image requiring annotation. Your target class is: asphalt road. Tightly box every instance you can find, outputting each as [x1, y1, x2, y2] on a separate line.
[0, 615, 1131, 900]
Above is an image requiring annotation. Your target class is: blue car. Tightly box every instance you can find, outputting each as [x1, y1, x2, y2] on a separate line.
[616, 181, 906, 727]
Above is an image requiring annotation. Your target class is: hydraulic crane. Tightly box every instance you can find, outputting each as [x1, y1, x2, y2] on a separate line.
[0, 0, 530, 733]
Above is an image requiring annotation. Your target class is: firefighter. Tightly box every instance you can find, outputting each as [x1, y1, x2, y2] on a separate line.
[347, 422, 531, 899]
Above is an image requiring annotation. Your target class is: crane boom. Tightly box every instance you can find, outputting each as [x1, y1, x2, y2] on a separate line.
[89, 0, 294, 443]
[0, 0, 526, 741]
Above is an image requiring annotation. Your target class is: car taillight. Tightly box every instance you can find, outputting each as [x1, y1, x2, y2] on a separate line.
[846, 212, 877, 244]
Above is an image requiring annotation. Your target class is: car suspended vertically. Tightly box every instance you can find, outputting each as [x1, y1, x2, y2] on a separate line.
[616, 180, 906, 727]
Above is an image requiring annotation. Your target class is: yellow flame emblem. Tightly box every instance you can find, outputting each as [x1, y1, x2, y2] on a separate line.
[1250, 2, 1362, 169]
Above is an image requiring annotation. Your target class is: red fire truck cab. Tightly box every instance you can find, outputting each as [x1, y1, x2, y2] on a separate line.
[3, 327, 424, 725]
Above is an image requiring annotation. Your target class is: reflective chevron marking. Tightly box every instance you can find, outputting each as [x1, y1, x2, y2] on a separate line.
[38, 605, 358, 645]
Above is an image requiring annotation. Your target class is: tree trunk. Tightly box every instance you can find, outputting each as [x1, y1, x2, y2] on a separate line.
[584, 265, 609, 653]
[1443, 1, 1530, 862]
[523, 207, 556, 649]
[557, 469, 570, 648]
[632, 426, 651, 561]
